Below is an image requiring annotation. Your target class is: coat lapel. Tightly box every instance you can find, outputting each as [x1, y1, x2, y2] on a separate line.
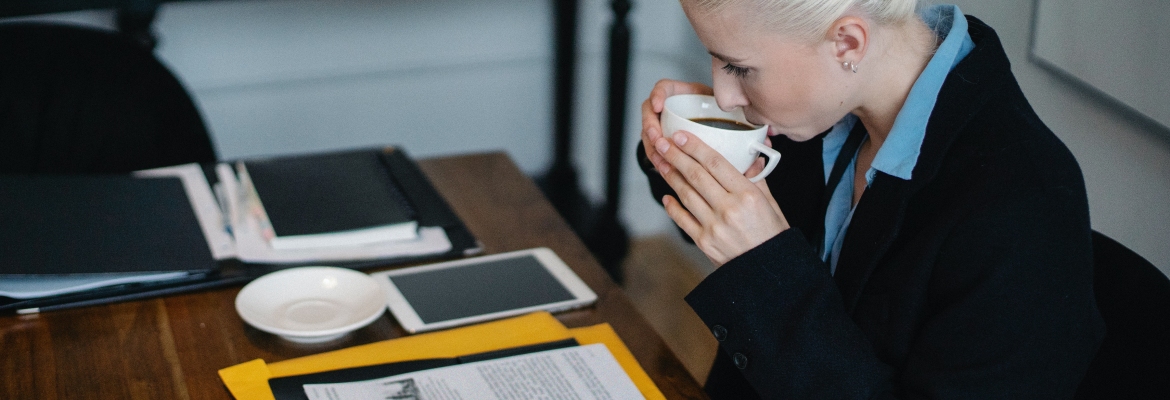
[832, 176, 914, 312]
[831, 15, 1011, 313]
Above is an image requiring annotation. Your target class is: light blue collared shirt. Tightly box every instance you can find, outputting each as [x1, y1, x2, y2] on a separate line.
[820, 4, 976, 273]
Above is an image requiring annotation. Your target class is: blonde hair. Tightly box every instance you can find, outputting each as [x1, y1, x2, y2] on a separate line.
[683, 0, 926, 41]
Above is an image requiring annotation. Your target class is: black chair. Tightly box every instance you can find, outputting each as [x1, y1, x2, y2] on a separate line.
[0, 22, 216, 173]
[1075, 231, 1170, 399]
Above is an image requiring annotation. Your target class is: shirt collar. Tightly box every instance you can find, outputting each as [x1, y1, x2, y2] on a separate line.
[868, 4, 975, 181]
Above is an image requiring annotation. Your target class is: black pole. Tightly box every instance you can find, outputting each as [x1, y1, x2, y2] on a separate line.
[539, 0, 591, 229]
[604, 0, 631, 212]
[551, 0, 577, 176]
[581, 0, 632, 282]
[116, 0, 158, 49]
[540, 0, 633, 283]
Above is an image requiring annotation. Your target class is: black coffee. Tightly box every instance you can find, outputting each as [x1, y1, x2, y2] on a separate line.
[690, 118, 754, 131]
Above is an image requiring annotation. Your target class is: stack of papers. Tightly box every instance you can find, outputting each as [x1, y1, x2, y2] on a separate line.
[218, 312, 665, 400]
[302, 344, 642, 400]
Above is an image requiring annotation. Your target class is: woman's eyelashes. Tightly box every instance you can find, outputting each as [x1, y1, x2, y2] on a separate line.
[721, 63, 749, 78]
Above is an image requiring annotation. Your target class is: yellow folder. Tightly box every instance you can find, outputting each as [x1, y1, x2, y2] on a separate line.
[218, 312, 664, 399]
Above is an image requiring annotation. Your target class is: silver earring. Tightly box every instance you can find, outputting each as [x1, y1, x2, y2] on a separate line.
[843, 61, 858, 73]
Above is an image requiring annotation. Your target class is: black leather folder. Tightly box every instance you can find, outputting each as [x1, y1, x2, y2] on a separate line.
[0, 174, 214, 275]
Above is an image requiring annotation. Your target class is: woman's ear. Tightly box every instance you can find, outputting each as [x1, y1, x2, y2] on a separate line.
[829, 15, 869, 66]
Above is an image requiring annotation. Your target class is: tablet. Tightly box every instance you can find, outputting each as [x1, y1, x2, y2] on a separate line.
[370, 248, 597, 333]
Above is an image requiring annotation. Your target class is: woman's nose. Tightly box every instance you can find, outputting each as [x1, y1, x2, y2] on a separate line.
[711, 67, 748, 111]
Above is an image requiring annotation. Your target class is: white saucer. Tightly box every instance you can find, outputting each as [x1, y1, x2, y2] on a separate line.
[235, 266, 385, 343]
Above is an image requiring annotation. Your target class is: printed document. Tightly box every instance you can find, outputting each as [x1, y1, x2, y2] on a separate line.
[302, 343, 644, 400]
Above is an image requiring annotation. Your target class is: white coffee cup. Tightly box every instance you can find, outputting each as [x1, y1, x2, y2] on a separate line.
[659, 94, 781, 182]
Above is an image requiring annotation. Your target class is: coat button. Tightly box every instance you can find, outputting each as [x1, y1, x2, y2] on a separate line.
[733, 352, 748, 370]
[712, 325, 727, 342]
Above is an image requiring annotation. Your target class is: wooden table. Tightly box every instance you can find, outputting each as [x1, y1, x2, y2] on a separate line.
[0, 152, 706, 399]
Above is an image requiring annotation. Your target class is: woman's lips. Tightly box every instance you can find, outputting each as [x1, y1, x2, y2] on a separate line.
[745, 113, 779, 136]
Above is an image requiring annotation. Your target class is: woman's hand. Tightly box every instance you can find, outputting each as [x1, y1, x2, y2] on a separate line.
[641, 79, 713, 174]
[653, 130, 791, 266]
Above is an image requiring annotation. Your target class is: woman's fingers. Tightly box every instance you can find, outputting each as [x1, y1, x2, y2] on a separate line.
[654, 136, 716, 220]
[662, 194, 703, 240]
[648, 79, 713, 114]
[641, 99, 668, 172]
[654, 130, 759, 224]
[654, 130, 791, 266]
[641, 80, 711, 175]
[743, 157, 766, 181]
[649, 82, 711, 165]
[646, 80, 709, 135]
[663, 194, 731, 266]
[641, 98, 661, 142]
[666, 131, 759, 197]
[654, 133, 727, 195]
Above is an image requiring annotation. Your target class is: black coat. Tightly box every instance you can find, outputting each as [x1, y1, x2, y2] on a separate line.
[638, 16, 1104, 399]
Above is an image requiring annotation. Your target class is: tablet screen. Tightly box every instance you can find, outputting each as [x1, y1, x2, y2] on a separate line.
[387, 255, 577, 324]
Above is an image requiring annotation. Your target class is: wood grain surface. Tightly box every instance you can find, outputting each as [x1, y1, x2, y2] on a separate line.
[0, 152, 706, 399]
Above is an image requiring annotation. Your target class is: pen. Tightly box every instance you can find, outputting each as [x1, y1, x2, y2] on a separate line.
[16, 274, 254, 315]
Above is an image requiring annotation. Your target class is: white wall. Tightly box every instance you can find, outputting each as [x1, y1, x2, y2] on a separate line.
[1033, 0, 1170, 129]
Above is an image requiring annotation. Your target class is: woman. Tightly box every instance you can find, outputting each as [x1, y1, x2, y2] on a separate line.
[637, 1, 1104, 398]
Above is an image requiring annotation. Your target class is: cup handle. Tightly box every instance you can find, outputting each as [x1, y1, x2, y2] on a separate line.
[745, 142, 781, 183]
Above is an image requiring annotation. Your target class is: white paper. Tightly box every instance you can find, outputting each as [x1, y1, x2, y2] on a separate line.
[216, 163, 241, 237]
[303, 343, 645, 400]
[234, 223, 451, 264]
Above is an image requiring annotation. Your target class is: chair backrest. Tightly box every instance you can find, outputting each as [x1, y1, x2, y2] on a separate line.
[0, 22, 216, 173]
[1075, 231, 1170, 399]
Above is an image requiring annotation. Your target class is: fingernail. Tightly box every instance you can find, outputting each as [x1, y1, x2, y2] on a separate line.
[654, 139, 669, 154]
[673, 132, 688, 146]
